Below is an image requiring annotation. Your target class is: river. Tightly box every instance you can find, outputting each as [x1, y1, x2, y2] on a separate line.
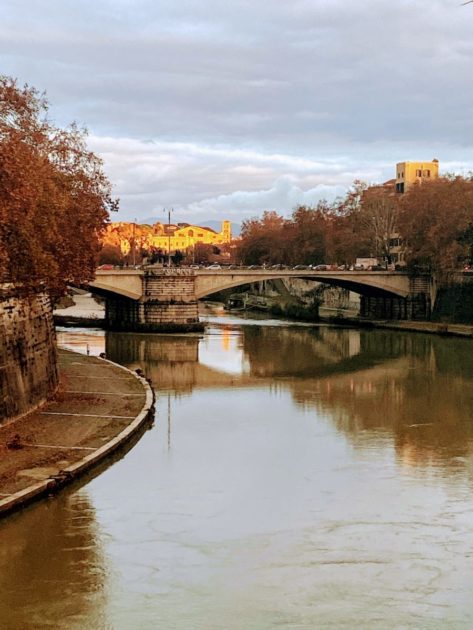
[1, 307, 473, 629]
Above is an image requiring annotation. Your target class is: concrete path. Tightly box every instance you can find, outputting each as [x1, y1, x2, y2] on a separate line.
[0, 349, 154, 518]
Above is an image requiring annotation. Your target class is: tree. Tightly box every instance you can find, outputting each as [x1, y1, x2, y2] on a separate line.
[98, 244, 123, 266]
[172, 250, 184, 266]
[237, 211, 289, 265]
[358, 194, 399, 262]
[193, 242, 215, 265]
[397, 176, 473, 271]
[324, 181, 372, 264]
[290, 205, 328, 265]
[0, 76, 116, 295]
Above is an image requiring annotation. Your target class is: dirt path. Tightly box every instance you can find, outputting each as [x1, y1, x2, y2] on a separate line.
[0, 348, 151, 500]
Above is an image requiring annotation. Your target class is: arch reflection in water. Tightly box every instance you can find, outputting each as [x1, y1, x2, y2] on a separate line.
[104, 325, 473, 471]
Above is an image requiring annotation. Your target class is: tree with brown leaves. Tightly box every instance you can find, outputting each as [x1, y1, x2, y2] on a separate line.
[397, 176, 473, 271]
[0, 76, 117, 295]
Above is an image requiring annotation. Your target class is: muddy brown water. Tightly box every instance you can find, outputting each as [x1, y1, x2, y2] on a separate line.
[1, 309, 473, 628]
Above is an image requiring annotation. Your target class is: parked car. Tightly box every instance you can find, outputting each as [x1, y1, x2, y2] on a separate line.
[98, 264, 114, 270]
[207, 264, 222, 269]
[312, 264, 328, 271]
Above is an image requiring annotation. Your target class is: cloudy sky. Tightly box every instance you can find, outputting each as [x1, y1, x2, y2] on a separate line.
[2, 0, 473, 226]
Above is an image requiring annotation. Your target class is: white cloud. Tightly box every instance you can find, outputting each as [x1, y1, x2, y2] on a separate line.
[2, 0, 473, 223]
[86, 135, 392, 222]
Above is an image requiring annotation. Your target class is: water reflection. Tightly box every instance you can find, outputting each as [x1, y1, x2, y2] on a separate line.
[56, 324, 473, 471]
[100, 325, 473, 472]
[44, 322, 473, 627]
[0, 492, 107, 629]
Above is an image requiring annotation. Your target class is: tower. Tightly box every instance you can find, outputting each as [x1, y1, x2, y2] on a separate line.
[221, 220, 232, 242]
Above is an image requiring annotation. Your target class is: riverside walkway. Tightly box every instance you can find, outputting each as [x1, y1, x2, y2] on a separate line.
[0, 349, 154, 517]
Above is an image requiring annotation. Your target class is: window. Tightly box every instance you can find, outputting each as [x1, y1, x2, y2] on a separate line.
[424, 169, 430, 177]
[416, 169, 422, 177]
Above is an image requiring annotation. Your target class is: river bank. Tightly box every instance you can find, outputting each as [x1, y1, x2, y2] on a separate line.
[0, 348, 154, 518]
[324, 316, 473, 337]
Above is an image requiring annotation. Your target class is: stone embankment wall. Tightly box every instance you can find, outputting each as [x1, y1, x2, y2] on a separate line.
[0, 290, 58, 421]
[432, 275, 473, 323]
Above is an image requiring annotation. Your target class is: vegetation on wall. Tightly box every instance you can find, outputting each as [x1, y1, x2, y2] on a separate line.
[0, 76, 116, 295]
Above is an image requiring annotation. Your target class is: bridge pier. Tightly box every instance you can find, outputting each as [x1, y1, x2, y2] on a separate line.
[105, 269, 204, 332]
[360, 293, 431, 320]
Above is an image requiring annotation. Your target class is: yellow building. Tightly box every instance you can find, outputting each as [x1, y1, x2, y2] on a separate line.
[395, 159, 439, 193]
[147, 220, 232, 253]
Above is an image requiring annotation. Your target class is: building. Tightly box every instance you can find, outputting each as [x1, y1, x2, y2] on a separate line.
[102, 219, 233, 259]
[395, 159, 439, 193]
[147, 220, 232, 253]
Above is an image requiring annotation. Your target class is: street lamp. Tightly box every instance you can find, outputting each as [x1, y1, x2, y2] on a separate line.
[164, 207, 173, 267]
[132, 217, 137, 267]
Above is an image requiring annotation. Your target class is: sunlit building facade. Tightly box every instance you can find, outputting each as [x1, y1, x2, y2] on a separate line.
[102, 220, 232, 256]
[147, 220, 232, 253]
[395, 159, 439, 193]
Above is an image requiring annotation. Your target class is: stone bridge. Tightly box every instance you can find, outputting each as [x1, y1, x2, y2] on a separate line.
[89, 267, 433, 331]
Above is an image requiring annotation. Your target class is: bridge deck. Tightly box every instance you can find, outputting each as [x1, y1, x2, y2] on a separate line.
[91, 268, 416, 300]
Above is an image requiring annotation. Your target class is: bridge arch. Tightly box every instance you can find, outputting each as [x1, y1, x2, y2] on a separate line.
[194, 271, 411, 300]
[89, 270, 142, 300]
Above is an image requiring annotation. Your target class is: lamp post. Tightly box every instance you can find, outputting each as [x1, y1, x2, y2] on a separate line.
[164, 207, 173, 267]
[132, 217, 137, 267]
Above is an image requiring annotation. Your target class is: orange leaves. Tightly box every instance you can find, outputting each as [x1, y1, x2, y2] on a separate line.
[397, 177, 473, 271]
[0, 76, 116, 294]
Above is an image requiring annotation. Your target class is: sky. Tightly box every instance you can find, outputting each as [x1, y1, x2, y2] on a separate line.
[1, 0, 473, 227]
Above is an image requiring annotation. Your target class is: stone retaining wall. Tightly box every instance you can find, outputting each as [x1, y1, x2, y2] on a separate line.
[0, 290, 58, 421]
[432, 276, 473, 323]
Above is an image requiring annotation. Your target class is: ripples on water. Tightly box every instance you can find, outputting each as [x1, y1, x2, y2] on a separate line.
[2, 310, 473, 628]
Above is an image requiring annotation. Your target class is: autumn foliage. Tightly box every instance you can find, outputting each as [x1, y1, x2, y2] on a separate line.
[238, 177, 473, 271]
[397, 176, 473, 270]
[237, 188, 374, 267]
[0, 76, 116, 295]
